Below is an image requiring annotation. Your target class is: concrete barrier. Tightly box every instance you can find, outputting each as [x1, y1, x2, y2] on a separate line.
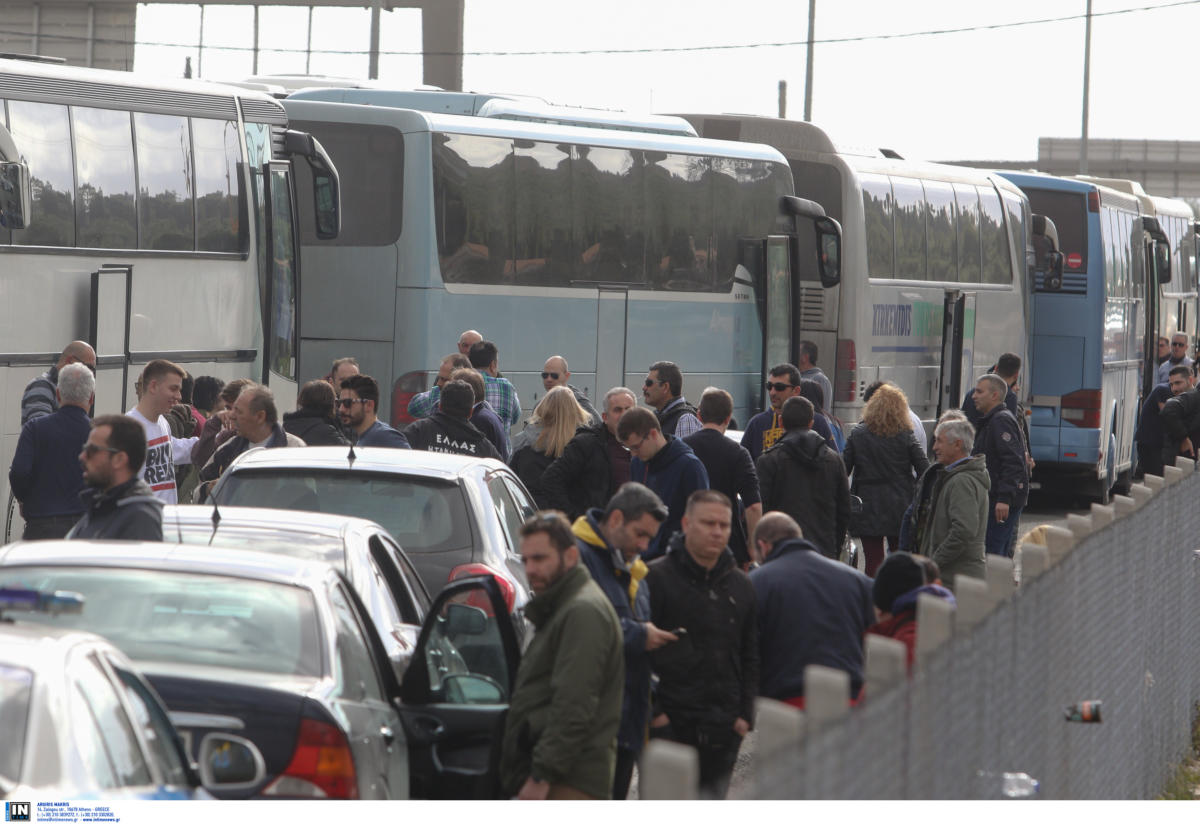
[638, 739, 699, 800]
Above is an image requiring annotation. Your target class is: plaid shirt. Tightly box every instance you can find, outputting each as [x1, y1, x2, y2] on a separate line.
[407, 373, 522, 427]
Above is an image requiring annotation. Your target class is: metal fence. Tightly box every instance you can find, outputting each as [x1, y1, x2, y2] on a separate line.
[734, 465, 1200, 800]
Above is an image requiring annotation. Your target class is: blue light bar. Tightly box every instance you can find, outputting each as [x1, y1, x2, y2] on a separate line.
[0, 588, 85, 617]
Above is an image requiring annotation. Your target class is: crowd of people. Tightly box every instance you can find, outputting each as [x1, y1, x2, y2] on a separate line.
[13, 330, 1195, 800]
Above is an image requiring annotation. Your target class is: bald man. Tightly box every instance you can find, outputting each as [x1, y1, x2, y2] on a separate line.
[542, 355, 600, 426]
[22, 340, 97, 426]
[458, 330, 483, 357]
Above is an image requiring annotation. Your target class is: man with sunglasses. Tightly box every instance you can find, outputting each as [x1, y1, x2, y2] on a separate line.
[1156, 332, 1193, 386]
[541, 356, 600, 426]
[643, 361, 702, 439]
[9, 363, 95, 539]
[741, 363, 804, 462]
[338, 374, 410, 448]
[67, 414, 162, 541]
[20, 340, 96, 426]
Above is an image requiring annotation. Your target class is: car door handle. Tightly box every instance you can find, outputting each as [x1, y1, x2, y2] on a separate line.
[380, 725, 396, 746]
[410, 714, 445, 739]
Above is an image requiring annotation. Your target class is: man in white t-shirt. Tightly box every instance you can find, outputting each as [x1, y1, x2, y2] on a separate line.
[126, 359, 199, 505]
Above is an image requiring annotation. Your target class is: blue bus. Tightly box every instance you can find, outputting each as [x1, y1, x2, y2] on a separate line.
[997, 172, 1176, 502]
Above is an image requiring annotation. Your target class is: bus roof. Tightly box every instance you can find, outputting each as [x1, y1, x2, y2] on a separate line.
[287, 87, 698, 137]
[0, 57, 287, 123]
[281, 98, 788, 164]
[673, 112, 887, 158]
[998, 171, 1143, 213]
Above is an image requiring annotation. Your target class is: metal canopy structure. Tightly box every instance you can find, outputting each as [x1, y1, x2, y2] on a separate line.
[0, 1, 464, 89]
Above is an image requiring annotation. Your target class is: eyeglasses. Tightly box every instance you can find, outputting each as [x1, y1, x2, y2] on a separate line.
[765, 381, 796, 392]
[1173, 342, 1188, 348]
[541, 372, 560, 380]
[337, 398, 369, 408]
[83, 443, 120, 457]
[644, 378, 665, 388]
[621, 436, 646, 453]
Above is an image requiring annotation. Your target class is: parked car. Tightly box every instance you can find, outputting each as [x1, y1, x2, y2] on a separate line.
[0, 588, 209, 799]
[162, 505, 431, 679]
[0, 542, 521, 799]
[208, 447, 535, 612]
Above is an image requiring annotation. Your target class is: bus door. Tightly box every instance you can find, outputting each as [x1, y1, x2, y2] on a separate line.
[755, 236, 795, 413]
[89, 264, 134, 413]
[261, 162, 300, 409]
[595, 288, 628, 399]
[937, 289, 971, 419]
[1138, 217, 1170, 399]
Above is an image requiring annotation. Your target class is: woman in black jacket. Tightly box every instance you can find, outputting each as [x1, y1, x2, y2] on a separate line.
[842, 383, 929, 577]
[282, 379, 350, 446]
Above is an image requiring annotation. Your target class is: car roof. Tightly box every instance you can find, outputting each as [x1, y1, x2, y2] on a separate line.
[0, 623, 124, 673]
[0, 540, 336, 589]
[222, 446, 507, 480]
[163, 504, 385, 539]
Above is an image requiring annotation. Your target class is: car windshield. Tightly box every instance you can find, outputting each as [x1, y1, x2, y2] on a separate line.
[0, 664, 33, 788]
[0, 568, 321, 677]
[217, 470, 473, 555]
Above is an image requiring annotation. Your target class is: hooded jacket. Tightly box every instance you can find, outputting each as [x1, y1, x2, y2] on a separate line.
[499, 562, 623, 799]
[750, 537, 874, 700]
[67, 477, 163, 541]
[541, 423, 624, 519]
[630, 436, 709, 561]
[573, 511, 653, 754]
[1160, 387, 1200, 466]
[755, 428, 850, 558]
[645, 532, 758, 730]
[864, 583, 956, 670]
[914, 456, 989, 587]
[402, 412, 501, 460]
[509, 423, 554, 508]
[282, 408, 349, 446]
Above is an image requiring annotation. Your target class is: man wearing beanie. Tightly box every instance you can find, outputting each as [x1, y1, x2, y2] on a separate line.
[749, 512, 874, 707]
[866, 552, 956, 669]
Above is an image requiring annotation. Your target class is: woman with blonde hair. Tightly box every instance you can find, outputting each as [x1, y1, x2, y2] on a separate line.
[842, 383, 930, 577]
[509, 385, 590, 508]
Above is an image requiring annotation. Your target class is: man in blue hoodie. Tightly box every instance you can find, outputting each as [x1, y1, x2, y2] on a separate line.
[617, 407, 709, 560]
[572, 482, 678, 799]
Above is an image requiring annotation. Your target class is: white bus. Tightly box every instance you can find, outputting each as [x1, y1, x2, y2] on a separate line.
[277, 89, 839, 429]
[0, 56, 338, 538]
[678, 115, 1038, 429]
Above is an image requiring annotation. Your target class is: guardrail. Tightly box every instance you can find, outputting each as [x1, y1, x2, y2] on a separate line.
[642, 457, 1200, 799]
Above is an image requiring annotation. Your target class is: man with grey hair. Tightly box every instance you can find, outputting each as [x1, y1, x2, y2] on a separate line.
[541, 387, 637, 519]
[541, 355, 600, 426]
[908, 417, 988, 587]
[1156, 331, 1193, 385]
[970, 373, 1029, 557]
[9, 362, 95, 539]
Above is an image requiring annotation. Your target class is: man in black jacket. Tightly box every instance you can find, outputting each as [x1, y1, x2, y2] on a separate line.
[643, 361, 702, 438]
[541, 388, 636, 519]
[68, 414, 163, 541]
[1161, 369, 1200, 468]
[755, 396, 850, 558]
[684, 388, 762, 567]
[646, 490, 757, 799]
[401, 380, 501, 459]
[970, 374, 1029, 558]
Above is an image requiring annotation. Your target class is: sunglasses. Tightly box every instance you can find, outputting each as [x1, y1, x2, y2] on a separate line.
[83, 443, 120, 457]
[541, 372, 560, 380]
[1173, 342, 1188, 348]
[644, 378, 665, 388]
[337, 398, 369, 408]
[765, 381, 796, 392]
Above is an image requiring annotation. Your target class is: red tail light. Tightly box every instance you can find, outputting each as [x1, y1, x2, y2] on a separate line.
[448, 564, 517, 614]
[1087, 189, 1100, 213]
[264, 718, 358, 799]
[391, 370, 429, 427]
[1060, 389, 1102, 429]
[835, 338, 858, 402]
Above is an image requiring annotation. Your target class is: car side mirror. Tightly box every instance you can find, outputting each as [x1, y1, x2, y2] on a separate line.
[198, 734, 265, 790]
[442, 673, 504, 704]
[443, 602, 488, 636]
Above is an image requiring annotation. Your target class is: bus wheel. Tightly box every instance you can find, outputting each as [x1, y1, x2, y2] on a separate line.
[1112, 468, 1132, 496]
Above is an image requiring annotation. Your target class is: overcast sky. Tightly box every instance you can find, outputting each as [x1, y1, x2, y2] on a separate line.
[134, 0, 1200, 161]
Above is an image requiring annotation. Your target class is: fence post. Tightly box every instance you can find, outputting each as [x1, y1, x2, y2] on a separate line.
[1175, 456, 1196, 476]
[915, 593, 954, 668]
[954, 575, 991, 631]
[985, 555, 1015, 601]
[1129, 482, 1154, 508]
[1163, 465, 1184, 485]
[638, 739, 699, 800]
[1089, 503, 1115, 528]
[1066, 513, 1093, 540]
[864, 634, 907, 699]
[1019, 543, 1049, 580]
[1142, 475, 1165, 494]
[804, 664, 851, 729]
[1112, 493, 1136, 518]
[1043, 525, 1076, 565]
[753, 696, 804, 761]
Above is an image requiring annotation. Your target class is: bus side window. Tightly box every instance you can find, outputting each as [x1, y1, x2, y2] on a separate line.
[954, 183, 981, 284]
[860, 173, 893, 278]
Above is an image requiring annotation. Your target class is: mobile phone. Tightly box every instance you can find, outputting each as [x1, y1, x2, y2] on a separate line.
[672, 627, 687, 636]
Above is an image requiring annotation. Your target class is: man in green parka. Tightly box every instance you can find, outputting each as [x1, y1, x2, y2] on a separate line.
[501, 512, 624, 800]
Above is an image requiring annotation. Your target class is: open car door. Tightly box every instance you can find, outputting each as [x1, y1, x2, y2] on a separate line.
[398, 575, 521, 799]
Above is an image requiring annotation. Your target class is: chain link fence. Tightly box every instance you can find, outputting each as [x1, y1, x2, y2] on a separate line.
[744, 472, 1200, 799]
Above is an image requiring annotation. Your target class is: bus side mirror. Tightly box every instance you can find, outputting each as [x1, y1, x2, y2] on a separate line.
[1044, 250, 1064, 291]
[1156, 241, 1172, 284]
[0, 160, 32, 230]
[284, 129, 341, 241]
[1031, 213, 1063, 291]
[815, 216, 841, 288]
